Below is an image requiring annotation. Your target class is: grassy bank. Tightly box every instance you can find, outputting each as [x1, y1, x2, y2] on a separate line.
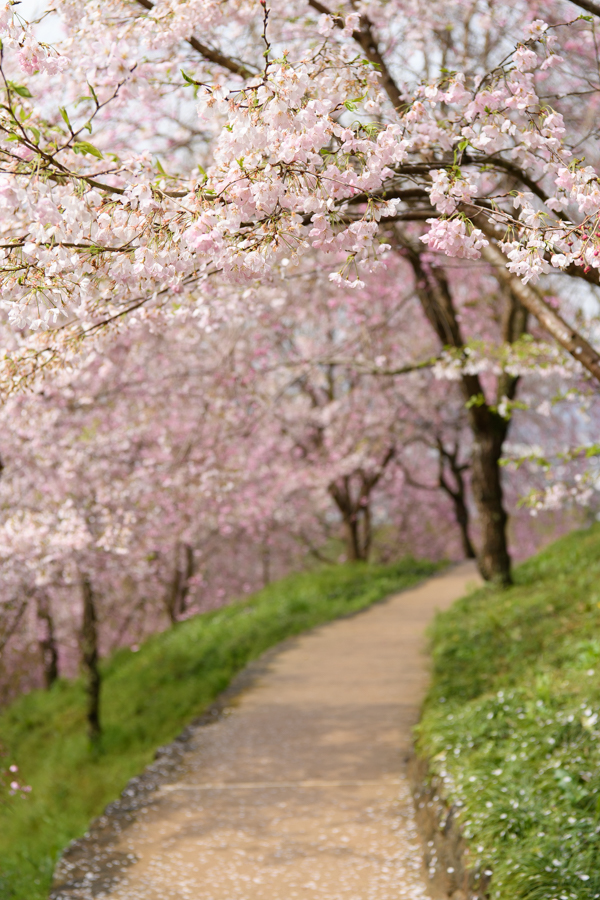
[418, 526, 600, 900]
[0, 557, 438, 900]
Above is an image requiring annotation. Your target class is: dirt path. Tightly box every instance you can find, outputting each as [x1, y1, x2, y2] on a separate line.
[52, 562, 480, 900]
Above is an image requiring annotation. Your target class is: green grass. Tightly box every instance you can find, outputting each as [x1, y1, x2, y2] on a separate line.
[0, 557, 439, 900]
[417, 525, 600, 900]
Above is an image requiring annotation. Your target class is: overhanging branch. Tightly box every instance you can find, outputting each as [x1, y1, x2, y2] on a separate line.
[135, 0, 256, 78]
[481, 242, 600, 383]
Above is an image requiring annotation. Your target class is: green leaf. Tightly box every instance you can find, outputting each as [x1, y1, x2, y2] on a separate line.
[73, 140, 103, 159]
[465, 392, 486, 409]
[181, 69, 199, 86]
[8, 82, 32, 98]
[29, 126, 40, 144]
[59, 107, 71, 129]
[457, 139, 469, 151]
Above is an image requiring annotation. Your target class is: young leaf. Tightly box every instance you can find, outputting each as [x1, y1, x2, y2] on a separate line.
[181, 69, 200, 86]
[73, 140, 103, 159]
[8, 82, 32, 98]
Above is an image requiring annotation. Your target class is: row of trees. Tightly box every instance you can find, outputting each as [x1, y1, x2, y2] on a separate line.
[0, 251, 587, 736]
[1, 0, 600, 736]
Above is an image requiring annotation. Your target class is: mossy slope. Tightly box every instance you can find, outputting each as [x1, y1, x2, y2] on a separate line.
[418, 526, 600, 900]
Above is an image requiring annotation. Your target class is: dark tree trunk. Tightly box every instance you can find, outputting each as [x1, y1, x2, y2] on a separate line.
[338, 501, 372, 562]
[363, 502, 373, 560]
[400, 240, 523, 586]
[437, 442, 476, 560]
[182, 544, 194, 611]
[36, 592, 59, 689]
[467, 414, 511, 584]
[261, 542, 271, 587]
[81, 575, 101, 744]
[344, 513, 363, 562]
[166, 563, 182, 625]
[166, 543, 195, 623]
[453, 492, 477, 560]
[330, 477, 371, 562]
[329, 452, 394, 563]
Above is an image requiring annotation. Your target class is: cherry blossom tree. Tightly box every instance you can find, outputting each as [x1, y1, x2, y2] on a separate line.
[0, 0, 597, 357]
[0, 263, 479, 714]
[1, 0, 600, 707]
[0, 0, 598, 583]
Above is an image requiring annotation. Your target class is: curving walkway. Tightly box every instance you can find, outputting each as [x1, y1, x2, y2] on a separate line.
[52, 562, 480, 900]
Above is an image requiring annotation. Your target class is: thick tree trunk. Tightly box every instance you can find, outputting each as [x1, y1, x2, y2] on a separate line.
[166, 563, 182, 625]
[341, 507, 373, 562]
[330, 456, 393, 564]
[454, 496, 477, 560]
[469, 424, 511, 584]
[166, 543, 195, 623]
[400, 241, 516, 585]
[81, 575, 101, 744]
[261, 542, 271, 587]
[343, 514, 363, 562]
[36, 592, 59, 689]
[181, 544, 194, 612]
[362, 502, 373, 560]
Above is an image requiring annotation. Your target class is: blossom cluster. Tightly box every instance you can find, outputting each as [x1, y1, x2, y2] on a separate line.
[0, 0, 598, 348]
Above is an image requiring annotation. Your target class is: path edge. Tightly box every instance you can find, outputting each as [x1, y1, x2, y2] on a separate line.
[49, 565, 450, 899]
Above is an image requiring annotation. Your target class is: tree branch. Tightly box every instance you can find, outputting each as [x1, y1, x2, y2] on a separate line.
[481, 242, 600, 382]
[307, 0, 407, 112]
[568, 0, 600, 17]
[135, 0, 255, 78]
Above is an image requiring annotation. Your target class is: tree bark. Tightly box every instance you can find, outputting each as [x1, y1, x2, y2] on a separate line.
[36, 592, 59, 689]
[344, 513, 364, 562]
[81, 575, 101, 744]
[401, 241, 515, 584]
[453, 497, 476, 560]
[165, 543, 195, 623]
[181, 544, 194, 612]
[261, 542, 271, 587]
[481, 243, 600, 383]
[437, 443, 477, 560]
[165, 560, 182, 625]
[329, 471, 383, 563]
[468, 416, 511, 582]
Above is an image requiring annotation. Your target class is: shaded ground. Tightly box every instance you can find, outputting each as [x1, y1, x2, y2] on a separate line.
[52, 562, 480, 900]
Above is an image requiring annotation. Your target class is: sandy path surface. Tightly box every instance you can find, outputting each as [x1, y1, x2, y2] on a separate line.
[52, 562, 480, 900]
